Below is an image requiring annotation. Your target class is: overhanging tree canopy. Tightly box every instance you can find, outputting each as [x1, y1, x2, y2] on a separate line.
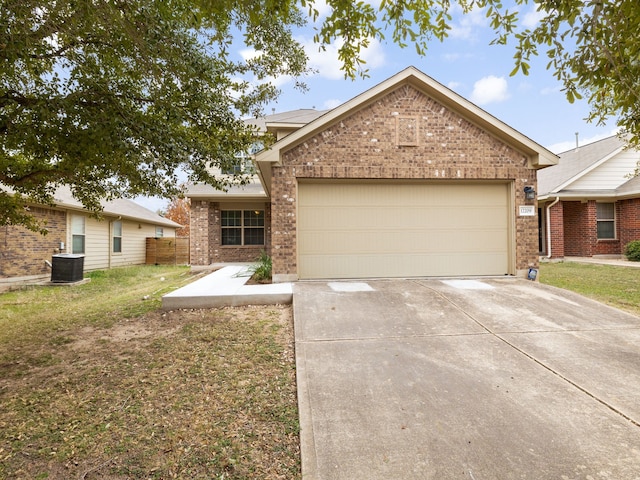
[1, 0, 308, 230]
[2, 0, 638, 231]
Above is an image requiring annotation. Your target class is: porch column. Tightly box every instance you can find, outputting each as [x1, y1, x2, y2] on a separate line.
[190, 200, 211, 265]
[548, 201, 564, 258]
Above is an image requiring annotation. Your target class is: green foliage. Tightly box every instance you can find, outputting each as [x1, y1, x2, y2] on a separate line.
[1, 0, 308, 230]
[307, 0, 640, 149]
[252, 250, 272, 283]
[539, 262, 640, 316]
[4, 0, 640, 231]
[624, 240, 640, 261]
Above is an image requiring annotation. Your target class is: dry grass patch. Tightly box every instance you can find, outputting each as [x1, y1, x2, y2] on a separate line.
[0, 267, 299, 479]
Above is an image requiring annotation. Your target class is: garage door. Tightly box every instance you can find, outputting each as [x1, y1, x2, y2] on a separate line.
[298, 181, 511, 279]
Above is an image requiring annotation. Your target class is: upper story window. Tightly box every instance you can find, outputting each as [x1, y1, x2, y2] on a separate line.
[113, 220, 122, 253]
[221, 142, 263, 175]
[596, 202, 616, 239]
[71, 215, 85, 254]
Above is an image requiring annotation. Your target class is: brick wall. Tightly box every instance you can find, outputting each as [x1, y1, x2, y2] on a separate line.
[189, 200, 211, 266]
[560, 199, 640, 257]
[190, 200, 271, 265]
[271, 84, 539, 279]
[0, 207, 67, 277]
[562, 201, 594, 256]
[547, 201, 564, 258]
[619, 198, 640, 253]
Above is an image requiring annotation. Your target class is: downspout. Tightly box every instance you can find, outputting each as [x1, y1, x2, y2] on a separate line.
[108, 220, 113, 269]
[546, 197, 560, 258]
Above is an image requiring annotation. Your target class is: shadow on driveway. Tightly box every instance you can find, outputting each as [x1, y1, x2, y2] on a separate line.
[293, 278, 640, 480]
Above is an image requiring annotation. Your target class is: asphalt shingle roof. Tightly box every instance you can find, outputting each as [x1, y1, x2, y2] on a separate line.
[538, 135, 624, 195]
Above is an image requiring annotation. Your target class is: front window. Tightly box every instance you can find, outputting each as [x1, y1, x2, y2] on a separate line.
[221, 210, 265, 246]
[596, 203, 616, 239]
[71, 215, 85, 254]
[155, 227, 164, 238]
[113, 220, 122, 253]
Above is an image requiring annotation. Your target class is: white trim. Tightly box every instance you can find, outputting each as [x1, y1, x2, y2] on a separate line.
[551, 147, 625, 194]
[256, 67, 558, 192]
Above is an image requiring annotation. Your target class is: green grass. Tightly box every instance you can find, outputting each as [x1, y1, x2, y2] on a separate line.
[0, 266, 300, 479]
[539, 262, 640, 316]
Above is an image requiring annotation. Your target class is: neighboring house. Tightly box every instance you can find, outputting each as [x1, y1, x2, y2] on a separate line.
[187, 66, 557, 281]
[0, 187, 181, 277]
[538, 135, 640, 258]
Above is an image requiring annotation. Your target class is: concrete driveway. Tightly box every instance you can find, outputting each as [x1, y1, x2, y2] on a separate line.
[293, 278, 640, 479]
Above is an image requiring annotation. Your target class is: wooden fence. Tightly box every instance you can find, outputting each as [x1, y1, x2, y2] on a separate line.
[146, 237, 190, 265]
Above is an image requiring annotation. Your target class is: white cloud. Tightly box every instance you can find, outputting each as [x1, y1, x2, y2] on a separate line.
[449, 7, 487, 40]
[323, 98, 343, 110]
[522, 8, 545, 29]
[470, 75, 510, 105]
[239, 48, 261, 62]
[441, 52, 476, 62]
[518, 81, 533, 93]
[546, 129, 622, 154]
[540, 85, 562, 96]
[447, 81, 463, 91]
[308, 0, 332, 21]
[300, 36, 386, 80]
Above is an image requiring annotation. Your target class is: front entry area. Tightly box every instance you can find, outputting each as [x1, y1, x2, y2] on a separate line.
[297, 181, 512, 279]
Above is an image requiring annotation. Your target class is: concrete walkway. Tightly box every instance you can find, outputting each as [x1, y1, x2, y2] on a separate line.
[562, 256, 640, 268]
[161, 265, 292, 309]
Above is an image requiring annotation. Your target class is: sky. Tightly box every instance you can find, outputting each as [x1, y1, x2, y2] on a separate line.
[135, 1, 618, 212]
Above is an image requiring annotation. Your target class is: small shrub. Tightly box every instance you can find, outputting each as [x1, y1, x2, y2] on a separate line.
[624, 240, 640, 261]
[252, 250, 272, 282]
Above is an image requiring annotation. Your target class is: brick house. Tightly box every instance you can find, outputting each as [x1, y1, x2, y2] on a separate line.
[538, 135, 640, 258]
[0, 187, 180, 278]
[188, 67, 557, 281]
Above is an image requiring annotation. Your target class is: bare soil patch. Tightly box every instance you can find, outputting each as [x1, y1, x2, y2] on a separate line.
[0, 305, 299, 479]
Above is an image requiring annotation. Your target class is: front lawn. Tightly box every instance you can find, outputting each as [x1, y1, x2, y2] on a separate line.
[539, 262, 640, 316]
[0, 266, 300, 479]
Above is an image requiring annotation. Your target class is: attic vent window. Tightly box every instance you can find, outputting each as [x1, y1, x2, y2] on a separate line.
[396, 116, 418, 146]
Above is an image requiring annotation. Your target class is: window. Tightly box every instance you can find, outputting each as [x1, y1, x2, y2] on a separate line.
[113, 220, 122, 253]
[596, 203, 616, 239]
[155, 227, 164, 238]
[221, 143, 262, 175]
[221, 210, 265, 246]
[71, 215, 85, 254]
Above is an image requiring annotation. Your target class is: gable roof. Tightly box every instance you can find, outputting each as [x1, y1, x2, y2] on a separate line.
[256, 66, 558, 194]
[51, 187, 181, 228]
[538, 135, 640, 200]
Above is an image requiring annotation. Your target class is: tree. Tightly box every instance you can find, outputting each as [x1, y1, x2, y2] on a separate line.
[3, 1, 639, 232]
[164, 195, 190, 237]
[1, 0, 307, 231]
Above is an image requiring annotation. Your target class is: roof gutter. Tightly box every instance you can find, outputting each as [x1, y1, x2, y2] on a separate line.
[545, 196, 560, 258]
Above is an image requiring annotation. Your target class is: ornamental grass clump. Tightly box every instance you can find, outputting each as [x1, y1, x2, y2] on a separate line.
[252, 250, 272, 283]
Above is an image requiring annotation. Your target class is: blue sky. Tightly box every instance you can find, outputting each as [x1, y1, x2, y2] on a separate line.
[258, 2, 617, 154]
[136, 2, 617, 212]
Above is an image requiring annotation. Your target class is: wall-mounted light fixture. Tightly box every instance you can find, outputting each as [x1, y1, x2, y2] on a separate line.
[524, 186, 536, 201]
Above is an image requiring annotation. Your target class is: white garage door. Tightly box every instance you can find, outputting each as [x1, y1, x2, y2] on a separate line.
[298, 181, 511, 279]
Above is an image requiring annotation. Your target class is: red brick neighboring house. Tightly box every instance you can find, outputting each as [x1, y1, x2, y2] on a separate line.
[188, 67, 558, 281]
[538, 135, 640, 259]
[1, 187, 181, 278]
